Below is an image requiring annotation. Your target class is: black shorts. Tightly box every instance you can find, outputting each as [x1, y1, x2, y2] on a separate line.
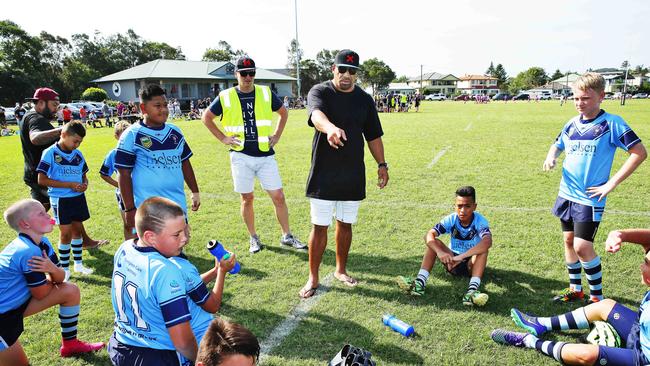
[445, 255, 471, 277]
[0, 298, 31, 350]
[26, 180, 49, 206]
[553, 197, 601, 241]
[108, 333, 185, 366]
[50, 194, 90, 225]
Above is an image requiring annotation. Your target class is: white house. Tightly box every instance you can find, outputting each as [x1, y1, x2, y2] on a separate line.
[456, 75, 499, 95]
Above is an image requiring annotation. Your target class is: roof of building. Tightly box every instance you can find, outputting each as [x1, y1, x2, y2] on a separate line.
[550, 73, 581, 83]
[459, 74, 498, 81]
[387, 83, 415, 90]
[93, 59, 296, 83]
[407, 72, 459, 82]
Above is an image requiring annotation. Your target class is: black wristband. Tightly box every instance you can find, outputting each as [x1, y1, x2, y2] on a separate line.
[124, 207, 136, 213]
[378, 162, 388, 169]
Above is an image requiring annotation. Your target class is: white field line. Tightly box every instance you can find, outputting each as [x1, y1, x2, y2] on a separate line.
[427, 146, 451, 169]
[95, 191, 650, 218]
[464, 122, 473, 131]
[258, 273, 334, 362]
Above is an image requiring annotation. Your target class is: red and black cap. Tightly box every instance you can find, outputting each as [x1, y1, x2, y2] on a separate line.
[335, 49, 360, 69]
[235, 56, 256, 71]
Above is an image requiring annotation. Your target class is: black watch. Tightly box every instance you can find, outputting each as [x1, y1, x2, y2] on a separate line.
[378, 162, 388, 170]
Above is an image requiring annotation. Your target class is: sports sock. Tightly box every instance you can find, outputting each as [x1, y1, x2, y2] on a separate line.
[566, 260, 582, 292]
[534, 339, 566, 363]
[415, 269, 429, 288]
[71, 238, 83, 265]
[58, 243, 71, 269]
[468, 276, 481, 292]
[582, 256, 603, 301]
[537, 308, 589, 331]
[59, 305, 80, 340]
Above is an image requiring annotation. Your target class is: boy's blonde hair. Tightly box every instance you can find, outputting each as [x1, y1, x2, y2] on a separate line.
[4, 199, 42, 232]
[114, 121, 130, 137]
[135, 197, 184, 237]
[573, 72, 605, 93]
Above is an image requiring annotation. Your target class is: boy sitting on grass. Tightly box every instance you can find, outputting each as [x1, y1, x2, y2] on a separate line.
[397, 186, 492, 306]
[0, 199, 104, 365]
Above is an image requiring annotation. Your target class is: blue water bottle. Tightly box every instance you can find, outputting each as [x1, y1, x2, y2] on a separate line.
[382, 314, 414, 337]
[206, 240, 241, 274]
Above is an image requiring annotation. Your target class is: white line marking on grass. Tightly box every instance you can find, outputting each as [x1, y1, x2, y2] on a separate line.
[464, 122, 473, 131]
[427, 146, 451, 169]
[259, 272, 334, 362]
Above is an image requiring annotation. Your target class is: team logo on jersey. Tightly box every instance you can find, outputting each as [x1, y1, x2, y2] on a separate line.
[170, 280, 180, 289]
[613, 312, 620, 320]
[140, 136, 153, 149]
[170, 134, 178, 145]
[54, 154, 63, 163]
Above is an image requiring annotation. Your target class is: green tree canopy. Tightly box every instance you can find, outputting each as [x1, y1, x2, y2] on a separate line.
[508, 67, 548, 94]
[359, 58, 396, 94]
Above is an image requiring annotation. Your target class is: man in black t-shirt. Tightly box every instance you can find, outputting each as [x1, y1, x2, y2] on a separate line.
[202, 56, 306, 254]
[18, 87, 105, 249]
[300, 50, 389, 298]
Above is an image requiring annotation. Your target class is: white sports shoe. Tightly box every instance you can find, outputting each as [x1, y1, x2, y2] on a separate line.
[73, 263, 94, 275]
[63, 269, 71, 282]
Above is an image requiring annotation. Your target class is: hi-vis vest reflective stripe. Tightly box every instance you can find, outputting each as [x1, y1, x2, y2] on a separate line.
[219, 85, 273, 152]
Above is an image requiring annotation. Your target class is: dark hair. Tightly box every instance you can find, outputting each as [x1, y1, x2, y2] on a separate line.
[139, 84, 166, 103]
[455, 186, 476, 202]
[197, 318, 260, 366]
[62, 121, 86, 138]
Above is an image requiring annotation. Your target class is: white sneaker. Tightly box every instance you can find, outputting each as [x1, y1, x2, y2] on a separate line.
[249, 235, 264, 253]
[63, 269, 71, 282]
[73, 263, 94, 275]
[280, 234, 307, 250]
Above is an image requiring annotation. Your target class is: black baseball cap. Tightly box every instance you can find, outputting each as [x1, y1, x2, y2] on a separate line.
[335, 49, 360, 69]
[235, 56, 256, 71]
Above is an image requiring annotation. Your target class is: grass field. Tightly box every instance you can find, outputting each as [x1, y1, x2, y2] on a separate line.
[2, 99, 650, 365]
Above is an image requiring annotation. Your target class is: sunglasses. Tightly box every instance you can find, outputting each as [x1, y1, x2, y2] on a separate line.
[337, 66, 358, 75]
[239, 70, 256, 77]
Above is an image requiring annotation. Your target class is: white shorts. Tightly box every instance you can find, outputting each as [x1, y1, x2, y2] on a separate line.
[310, 198, 361, 226]
[230, 152, 283, 193]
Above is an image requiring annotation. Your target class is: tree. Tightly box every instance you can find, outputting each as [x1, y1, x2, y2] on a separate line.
[393, 75, 409, 83]
[315, 49, 339, 82]
[0, 20, 46, 104]
[493, 64, 508, 90]
[632, 64, 648, 76]
[202, 41, 246, 62]
[359, 58, 395, 94]
[508, 67, 549, 94]
[286, 38, 303, 69]
[486, 62, 495, 76]
[551, 69, 564, 80]
[81, 87, 108, 102]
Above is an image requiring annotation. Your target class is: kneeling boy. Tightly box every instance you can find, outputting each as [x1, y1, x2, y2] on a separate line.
[398, 186, 492, 306]
[0, 199, 104, 366]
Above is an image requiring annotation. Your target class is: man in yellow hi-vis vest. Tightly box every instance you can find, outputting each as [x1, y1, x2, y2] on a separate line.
[202, 56, 305, 254]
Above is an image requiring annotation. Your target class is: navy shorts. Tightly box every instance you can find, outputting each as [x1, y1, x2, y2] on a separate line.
[50, 194, 90, 225]
[107, 333, 186, 366]
[26, 180, 49, 206]
[595, 303, 650, 366]
[445, 253, 471, 277]
[553, 197, 601, 241]
[0, 298, 30, 350]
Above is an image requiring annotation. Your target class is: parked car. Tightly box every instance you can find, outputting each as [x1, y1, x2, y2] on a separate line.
[632, 93, 648, 99]
[425, 93, 447, 101]
[492, 93, 512, 101]
[60, 103, 81, 119]
[70, 102, 103, 118]
[2, 107, 16, 124]
[513, 93, 530, 100]
[539, 92, 552, 100]
[454, 94, 471, 101]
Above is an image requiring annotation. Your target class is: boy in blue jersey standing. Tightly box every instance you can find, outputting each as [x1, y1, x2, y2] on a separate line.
[492, 228, 650, 366]
[116, 85, 200, 238]
[37, 121, 97, 281]
[100, 121, 132, 240]
[543, 73, 647, 303]
[397, 186, 492, 306]
[0, 199, 104, 365]
[108, 196, 198, 365]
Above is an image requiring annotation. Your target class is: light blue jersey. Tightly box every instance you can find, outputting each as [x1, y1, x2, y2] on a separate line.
[433, 212, 491, 254]
[0, 234, 59, 313]
[111, 240, 191, 350]
[36, 143, 88, 198]
[100, 148, 119, 195]
[114, 122, 193, 212]
[639, 291, 650, 361]
[555, 110, 640, 208]
[169, 255, 213, 346]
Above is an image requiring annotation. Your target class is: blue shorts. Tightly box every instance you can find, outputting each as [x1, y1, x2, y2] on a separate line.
[0, 298, 30, 350]
[107, 333, 187, 366]
[552, 197, 604, 222]
[50, 194, 90, 225]
[595, 303, 650, 366]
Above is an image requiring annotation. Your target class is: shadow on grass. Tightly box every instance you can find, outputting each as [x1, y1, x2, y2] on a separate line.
[267, 312, 424, 365]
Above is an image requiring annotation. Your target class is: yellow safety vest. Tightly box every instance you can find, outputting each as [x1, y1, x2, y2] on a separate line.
[219, 85, 273, 152]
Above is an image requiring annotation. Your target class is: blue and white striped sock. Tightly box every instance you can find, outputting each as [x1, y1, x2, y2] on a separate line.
[59, 305, 79, 340]
[537, 308, 589, 331]
[71, 238, 83, 265]
[582, 256, 603, 301]
[58, 243, 71, 269]
[566, 260, 582, 292]
[535, 339, 566, 363]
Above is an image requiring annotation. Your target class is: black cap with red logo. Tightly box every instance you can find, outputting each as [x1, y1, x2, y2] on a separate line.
[334, 50, 360, 69]
[235, 56, 256, 71]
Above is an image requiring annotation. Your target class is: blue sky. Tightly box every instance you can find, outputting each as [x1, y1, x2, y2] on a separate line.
[6, 0, 649, 78]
